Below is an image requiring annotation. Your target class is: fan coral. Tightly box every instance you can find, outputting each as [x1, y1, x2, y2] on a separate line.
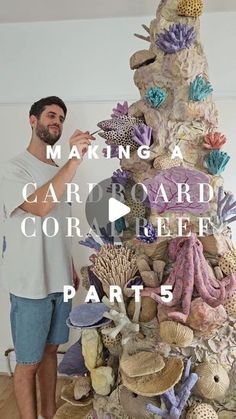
[132, 124, 153, 146]
[203, 132, 227, 149]
[217, 186, 236, 223]
[156, 23, 196, 54]
[189, 75, 213, 101]
[206, 150, 230, 175]
[145, 87, 167, 108]
[111, 101, 129, 118]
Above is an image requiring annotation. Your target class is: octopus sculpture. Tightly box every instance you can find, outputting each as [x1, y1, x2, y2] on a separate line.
[141, 233, 236, 323]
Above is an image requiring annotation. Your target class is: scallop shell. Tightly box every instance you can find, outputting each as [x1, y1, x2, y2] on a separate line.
[120, 351, 165, 377]
[194, 362, 230, 400]
[61, 382, 93, 407]
[160, 321, 194, 347]
[54, 402, 91, 418]
[223, 290, 236, 317]
[186, 403, 218, 419]
[121, 357, 184, 396]
[177, 0, 203, 17]
[218, 250, 236, 275]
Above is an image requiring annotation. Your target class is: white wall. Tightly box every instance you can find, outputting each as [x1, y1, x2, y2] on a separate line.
[0, 12, 236, 372]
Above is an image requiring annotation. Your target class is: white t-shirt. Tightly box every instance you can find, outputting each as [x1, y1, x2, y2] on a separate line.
[0, 150, 72, 299]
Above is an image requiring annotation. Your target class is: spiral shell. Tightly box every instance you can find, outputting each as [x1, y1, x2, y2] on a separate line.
[186, 403, 218, 419]
[177, 0, 203, 17]
[160, 321, 194, 347]
[195, 362, 230, 400]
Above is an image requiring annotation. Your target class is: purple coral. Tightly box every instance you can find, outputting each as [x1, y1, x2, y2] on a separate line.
[132, 124, 153, 146]
[111, 101, 129, 118]
[217, 186, 236, 224]
[147, 358, 198, 419]
[102, 144, 119, 158]
[112, 169, 130, 186]
[79, 234, 101, 251]
[144, 167, 210, 215]
[156, 23, 196, 54]
[138, 222, 157, 243]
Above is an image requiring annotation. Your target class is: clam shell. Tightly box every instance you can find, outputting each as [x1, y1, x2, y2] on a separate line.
[54, 402, 91, 418]
[121, 357, 184, 396]
[120, 351, 165, 377]
[160, 321, 194, 347]
[194, 362, 230, 400]
[130, 49, 156, 70]
[61, 382, 92, 407]
[186, 403, 218, 419]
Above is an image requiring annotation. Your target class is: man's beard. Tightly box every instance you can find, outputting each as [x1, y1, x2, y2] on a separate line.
[36, 121, 61, 146]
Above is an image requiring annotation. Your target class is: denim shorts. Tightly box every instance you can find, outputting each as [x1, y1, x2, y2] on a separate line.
[10, 292, 72, 365]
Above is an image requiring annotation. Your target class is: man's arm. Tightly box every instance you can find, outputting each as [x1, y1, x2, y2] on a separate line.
[20, 130, 93, 217]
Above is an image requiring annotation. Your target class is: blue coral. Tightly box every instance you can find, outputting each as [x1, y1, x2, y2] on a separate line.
[189, 75, 213, 101]
[206, 150, 230, 175]
[156, 23, 195, 54]
[145, 87, 167, 108]
[138, 222, 157, 243]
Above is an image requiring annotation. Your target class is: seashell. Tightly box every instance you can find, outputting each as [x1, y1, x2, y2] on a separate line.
[119, 385, 160, 419]
[54, 402, 91, 419]
[186, 402, 218, 419]
[61, 382, 93, 407]
[177, 0, 203, 17]
[120, 351, 165, 377]
[145, 86, 167, 108]
[206, 150, 230, 175]
[153, 155, 182, 170]
[156, 23, 196, 54]
[91, 366, 115, 396]
[203, 132, 227, 150]
[199, 235, 230, 256]
[186, 298, 227, 337]
[189, 75, 213, 102]
[159, 321, 194, 347]
[130, 49, 156, 70]
[121, 357, 184, 396]
[140, 270, 158, 287]
[223, 290, 236, 317]
[219, 250, 236, 275]
[127, 296, 157, 323]
[194, 362, 230, 400]
[74, 376, 91, 400]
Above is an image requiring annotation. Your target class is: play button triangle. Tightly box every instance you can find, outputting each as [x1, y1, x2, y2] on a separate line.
[108, 197, 130, 222]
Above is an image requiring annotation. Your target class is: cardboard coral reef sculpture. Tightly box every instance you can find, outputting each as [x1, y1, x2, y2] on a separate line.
[57, 0, 236, 417]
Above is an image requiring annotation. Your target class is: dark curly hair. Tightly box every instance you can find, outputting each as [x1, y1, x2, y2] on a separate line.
[29, 96, 67, 119]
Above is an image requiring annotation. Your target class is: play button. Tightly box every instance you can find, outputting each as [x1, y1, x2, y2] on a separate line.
[108, 198, 130, 222]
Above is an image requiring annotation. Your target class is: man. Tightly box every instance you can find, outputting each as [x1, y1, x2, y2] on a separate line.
[1, 96, 94, 419]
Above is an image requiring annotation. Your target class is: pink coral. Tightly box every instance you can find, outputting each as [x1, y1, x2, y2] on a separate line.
[186, 297, 227, 337]
[144, 167, 210, 215]
[203, 132, 227, 150]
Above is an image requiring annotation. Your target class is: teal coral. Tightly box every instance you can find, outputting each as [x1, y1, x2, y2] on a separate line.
[145, 86, 167, 108]
[189, 75, 213, 101]
[206, 150, 230, 175]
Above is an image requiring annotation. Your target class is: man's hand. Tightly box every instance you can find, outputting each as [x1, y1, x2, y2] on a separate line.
[72, 261, 80, 291]
[69, 130, 95, 161]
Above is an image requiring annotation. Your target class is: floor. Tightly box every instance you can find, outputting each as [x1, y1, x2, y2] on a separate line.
[0, 374, 71, 419]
